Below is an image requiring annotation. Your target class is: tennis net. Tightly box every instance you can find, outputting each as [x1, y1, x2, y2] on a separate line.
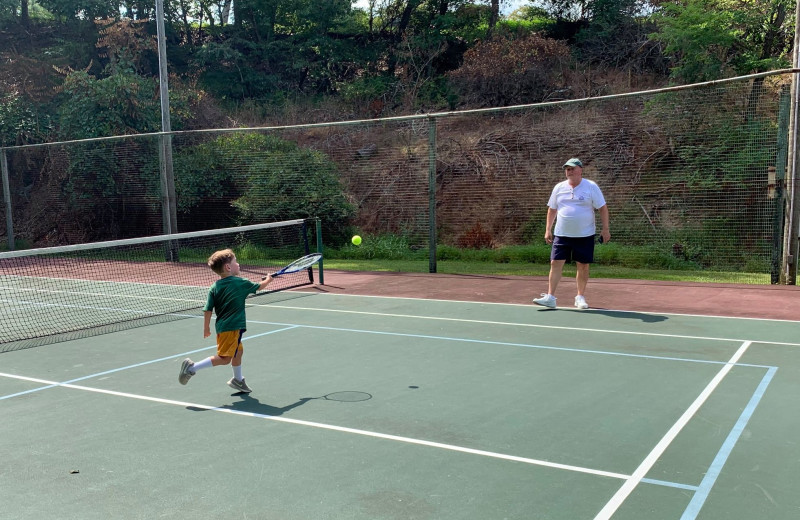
[0, 219, 315, 351]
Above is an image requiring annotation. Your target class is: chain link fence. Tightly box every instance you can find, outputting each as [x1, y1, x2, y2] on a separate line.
[1, 71, 793, 284]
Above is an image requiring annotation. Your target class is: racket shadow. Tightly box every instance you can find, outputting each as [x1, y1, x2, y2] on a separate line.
[304, 391, 373, 403]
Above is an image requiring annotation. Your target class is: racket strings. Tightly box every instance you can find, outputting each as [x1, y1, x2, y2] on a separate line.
[283, 253, 322, 273]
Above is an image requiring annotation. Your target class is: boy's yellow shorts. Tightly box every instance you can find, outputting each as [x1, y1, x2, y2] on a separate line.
[217, 330, 244, 357]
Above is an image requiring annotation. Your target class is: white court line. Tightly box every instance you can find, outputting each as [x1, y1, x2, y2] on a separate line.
[2, 286, 796, 346]
[592, 341, 754, 520]
[3, 277, 798, 324]
[0, 370, 631, 482]
[0, 326, 296, 401]
[291, 290, 800, 324]
[0, 320, 768, 499]
[2, 291, 203, 305]
[255, 303, 800, 347]
[247, 319, 774, 368]
[0, 274, 206, 289]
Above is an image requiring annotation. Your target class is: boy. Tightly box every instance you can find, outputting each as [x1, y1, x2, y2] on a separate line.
[178, 248, 273, 393]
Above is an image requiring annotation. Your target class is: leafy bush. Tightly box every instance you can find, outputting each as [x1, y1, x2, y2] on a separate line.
[174, 132, 355, 241]
[56, 70, 161, 139]
[171, 136, 241, 230]
[329, 233, 422, 260]
[457, 222, 494, 249]
[447, 33, 571, 106]
[436, 244, 550, 263]
[0, 93, 39, 146]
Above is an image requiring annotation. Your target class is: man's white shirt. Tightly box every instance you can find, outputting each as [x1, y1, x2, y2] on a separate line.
[547, 179, 606, 237]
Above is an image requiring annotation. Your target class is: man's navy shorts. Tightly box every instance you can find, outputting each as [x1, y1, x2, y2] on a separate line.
[551, 235, 595, 263]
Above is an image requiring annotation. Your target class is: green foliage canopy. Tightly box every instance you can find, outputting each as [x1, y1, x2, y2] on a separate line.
[651, 0, 792, 82]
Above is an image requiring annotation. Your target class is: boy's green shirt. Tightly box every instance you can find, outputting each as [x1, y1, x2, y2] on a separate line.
[203, 276, 260, 333]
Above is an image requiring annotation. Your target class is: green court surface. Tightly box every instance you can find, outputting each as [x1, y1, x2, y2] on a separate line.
[1, 292, 799, 519]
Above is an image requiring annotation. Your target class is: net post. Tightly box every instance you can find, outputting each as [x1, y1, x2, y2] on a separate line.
[315, 217, 324, 285]
[1, 149, 13, 251]
[301, 219, 312, 283]
[427, 115, 437, 274]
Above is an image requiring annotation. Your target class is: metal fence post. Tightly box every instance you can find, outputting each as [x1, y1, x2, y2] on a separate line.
[156, 0, 178, 261]
[772, 87, 791, 283]
[1, 149, 13, 250]
[428, 116, 437, 274]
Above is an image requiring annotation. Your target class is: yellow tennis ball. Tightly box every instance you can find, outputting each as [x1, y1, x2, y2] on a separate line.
[351, 235, 362, 246]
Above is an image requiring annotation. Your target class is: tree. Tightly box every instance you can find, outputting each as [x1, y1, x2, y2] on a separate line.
[486, 0, 499, 38]
[651, 0, 792, 83]
[37, 0, 120, 20]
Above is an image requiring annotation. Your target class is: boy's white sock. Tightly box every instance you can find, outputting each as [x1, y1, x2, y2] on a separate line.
[191, 357, 214, 373]
[233, 365, 243, 381]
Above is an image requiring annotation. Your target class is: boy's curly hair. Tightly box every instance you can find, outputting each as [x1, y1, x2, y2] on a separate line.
[207, 249, 235, 275]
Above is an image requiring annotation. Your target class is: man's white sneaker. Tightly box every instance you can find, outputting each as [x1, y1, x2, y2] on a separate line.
[574, 295, 589, 309]
[533, 293, 557, 308]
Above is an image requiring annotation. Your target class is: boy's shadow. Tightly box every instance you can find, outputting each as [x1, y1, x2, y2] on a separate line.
[187, 394, 311, 417]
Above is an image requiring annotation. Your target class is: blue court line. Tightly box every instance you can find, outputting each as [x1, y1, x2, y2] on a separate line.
[0, 319, 779, 498]
[680, 366, 778, 520]
[0, 325, 298, 401]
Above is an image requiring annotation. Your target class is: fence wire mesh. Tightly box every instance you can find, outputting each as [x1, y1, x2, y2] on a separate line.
[1, 72, 793, 284]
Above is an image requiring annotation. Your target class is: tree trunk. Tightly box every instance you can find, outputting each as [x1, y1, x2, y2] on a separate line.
[397, 0, 420, 36]
[387, 0, 421, 75]
[487, 0, 499, 39]
[746, 1, 787, 122]
[221, 0, 232, 25]
[20, 0, 29, 26]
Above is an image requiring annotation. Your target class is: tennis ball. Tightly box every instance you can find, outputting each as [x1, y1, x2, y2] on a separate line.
[351, 235, 362, 246]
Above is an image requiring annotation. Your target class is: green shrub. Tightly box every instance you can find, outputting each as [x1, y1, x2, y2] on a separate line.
[0, 93, 40, 146]
[334, 234, 424, 260]
[172, 133, 355, 241]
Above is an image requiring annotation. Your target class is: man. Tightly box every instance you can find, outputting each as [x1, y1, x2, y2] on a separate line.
[533, 158, 610, 309]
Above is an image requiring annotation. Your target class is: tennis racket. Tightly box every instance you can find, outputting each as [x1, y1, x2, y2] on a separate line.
[263, 253, 322, 279]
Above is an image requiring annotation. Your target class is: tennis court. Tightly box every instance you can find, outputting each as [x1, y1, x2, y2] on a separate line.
[1, 270, 799, 520]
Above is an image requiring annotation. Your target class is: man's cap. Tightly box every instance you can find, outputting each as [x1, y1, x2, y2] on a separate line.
[564, 158, 583, 168]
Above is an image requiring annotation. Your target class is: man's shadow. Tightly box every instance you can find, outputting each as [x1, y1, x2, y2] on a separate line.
[187, 394, 311, 417]
[564, 308, 669, 323]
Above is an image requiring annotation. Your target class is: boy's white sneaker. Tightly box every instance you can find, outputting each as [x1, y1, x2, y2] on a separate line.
[574, 295, 589, 309]
[178, 358, 195, 385]
[532, 293, 557, 308]
[228, 377, 253, 393]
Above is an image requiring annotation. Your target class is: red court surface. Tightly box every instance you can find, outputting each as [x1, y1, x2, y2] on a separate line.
[311, 270, 800, 321]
